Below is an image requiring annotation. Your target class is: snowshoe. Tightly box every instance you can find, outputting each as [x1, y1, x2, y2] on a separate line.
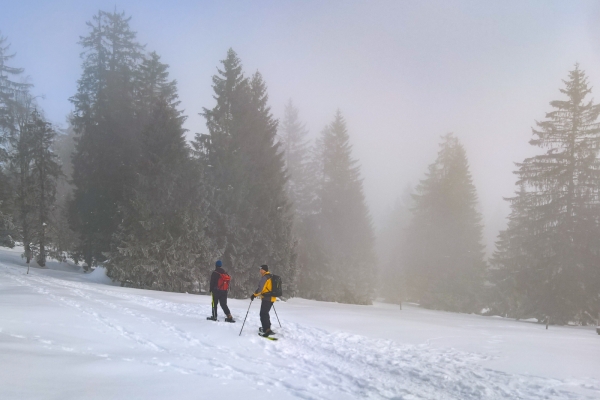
[206, 316, 217, 321]
[258, 332, 278, 341]
[224, 317, 236, 323]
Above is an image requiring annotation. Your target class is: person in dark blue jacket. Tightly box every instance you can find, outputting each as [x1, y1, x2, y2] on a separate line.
[207, 260, 235, 322]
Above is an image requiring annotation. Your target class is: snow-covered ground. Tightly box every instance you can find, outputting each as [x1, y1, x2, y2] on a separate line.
[1, 247, 599, 400]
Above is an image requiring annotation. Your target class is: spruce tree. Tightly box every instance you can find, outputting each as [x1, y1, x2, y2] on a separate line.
[277, 100, 325, 299]
[278, 100, 312, 218]
[0, 33, 29, 248]
[106, 53, 216, 292]
[196, 49, 296, 297]
[27, 111, 61, 267]
[70, 10, 143, 268]
[8, 94, 37, 263]
[313, 110, 375, 304]
[491, 66, 600, 324]
[404, 133, 485, 312]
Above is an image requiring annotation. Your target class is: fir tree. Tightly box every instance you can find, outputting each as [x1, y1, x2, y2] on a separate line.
[0, 33, 29, 248]
[8, 94, 36, 263]
[27, 111, 61, 267]
[106, 53, 216, 292]
[313, 110, 375, 304]
[491, 66, 600, 324]
[69, 10, 144, 268]
[196, 49, 296, 297]
[277, 100, 325, 299]
[134, 51, 180, 125]
[404, 133, 485, 312]
[278, 100, 312, 218]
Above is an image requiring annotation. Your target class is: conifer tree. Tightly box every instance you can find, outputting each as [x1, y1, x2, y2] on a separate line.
[277, 100, 325, 299]
[106, 53, 216, 292]
[491, 66, 600, 324]
[404, 133, 485, 312]
[278, 100, 312, 218]
[196, 49, 296, 297]
[0, 33, 29, 248]
[8, 93, 38, 263]
[70, 10, 144, 268]
[312, 111, 375, 304]
[27, 111, 61, 267]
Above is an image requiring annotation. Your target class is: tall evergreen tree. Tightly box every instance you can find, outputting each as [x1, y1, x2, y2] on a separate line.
[313, 110, 375, 304]
[27, 111, 61, 267]
[69, 10, 144, 268]
[278, 100, 312, 218]
[277, 100, 323, 299]
[0, 33, 29, 248]
[491, 66, 600, 324]
[404, 133, 485, 312]
[8, 93, 37, 263]
[106, 53, 216, 292]
[196, 49, 296, 297]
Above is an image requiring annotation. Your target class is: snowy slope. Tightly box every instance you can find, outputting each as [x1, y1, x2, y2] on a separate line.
[0, 248, 599, 400]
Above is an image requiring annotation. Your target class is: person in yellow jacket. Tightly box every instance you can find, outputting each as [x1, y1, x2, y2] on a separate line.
[250, 265, 276, 336]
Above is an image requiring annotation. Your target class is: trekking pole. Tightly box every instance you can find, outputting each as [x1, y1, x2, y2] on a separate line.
[239, 298, 253, 336]
[272, 303, 282, 328]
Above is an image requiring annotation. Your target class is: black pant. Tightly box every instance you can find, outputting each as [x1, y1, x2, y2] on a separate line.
[260, 299, 273, 331]
[212, 290, 230, 318]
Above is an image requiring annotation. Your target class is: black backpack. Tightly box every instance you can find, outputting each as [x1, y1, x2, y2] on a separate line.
[269, 274, 283, 297]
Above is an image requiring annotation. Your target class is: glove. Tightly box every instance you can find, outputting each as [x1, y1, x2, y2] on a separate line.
[250, 294, 256, 300]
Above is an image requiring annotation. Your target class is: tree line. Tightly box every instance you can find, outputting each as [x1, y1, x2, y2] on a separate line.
[1, 10, 599, 323]
[379, 65, 600, 325]
[0, 10, 373, 303]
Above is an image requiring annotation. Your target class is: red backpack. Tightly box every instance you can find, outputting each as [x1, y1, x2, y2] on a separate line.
[217, 272, 231, 291]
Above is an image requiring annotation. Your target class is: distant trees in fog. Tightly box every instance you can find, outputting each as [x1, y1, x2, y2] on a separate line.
[381, 66, 600, 324]
[402, 134, 486, 312]
[278, 104, 376, 304]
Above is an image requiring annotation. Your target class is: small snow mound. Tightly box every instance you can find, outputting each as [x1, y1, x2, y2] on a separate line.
[83, 266, 116, 285]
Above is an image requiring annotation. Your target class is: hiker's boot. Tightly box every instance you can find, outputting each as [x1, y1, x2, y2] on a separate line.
[262, 328, 275, 336]
[225, 315, 236, 323]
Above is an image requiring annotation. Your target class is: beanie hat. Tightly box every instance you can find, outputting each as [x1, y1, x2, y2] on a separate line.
[260, 264, 269, 272]
[215, 260, 222, 268]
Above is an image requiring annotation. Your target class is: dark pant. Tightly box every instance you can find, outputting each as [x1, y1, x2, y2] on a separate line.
[260, 299, 273, 331]
[212, 290, 230, 318]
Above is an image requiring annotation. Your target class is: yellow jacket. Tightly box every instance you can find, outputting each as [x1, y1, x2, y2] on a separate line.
[254, 272, 276, 303]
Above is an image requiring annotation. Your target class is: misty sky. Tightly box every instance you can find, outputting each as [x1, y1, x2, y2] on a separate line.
[2, 0, 600, 255]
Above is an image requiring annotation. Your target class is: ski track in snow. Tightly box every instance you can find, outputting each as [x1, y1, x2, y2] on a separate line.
[1, 263, 599, 400]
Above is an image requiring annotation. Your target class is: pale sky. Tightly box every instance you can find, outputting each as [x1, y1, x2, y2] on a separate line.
[2, 0, 600, 255]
